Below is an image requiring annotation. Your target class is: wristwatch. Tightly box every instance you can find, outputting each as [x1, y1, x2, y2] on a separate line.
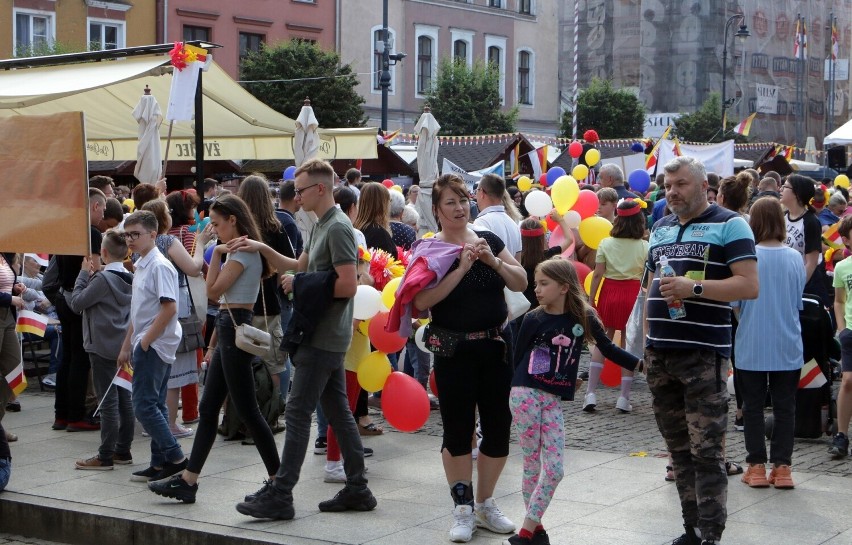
[692, 282, 704, 297]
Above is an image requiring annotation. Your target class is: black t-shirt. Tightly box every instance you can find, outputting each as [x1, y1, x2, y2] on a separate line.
[522, 246, 562, 307]
[362, 223, 398, 259]
[57, 226, 102, 291]
[254, 225, 295, 317]
[431, 230, 507, 332]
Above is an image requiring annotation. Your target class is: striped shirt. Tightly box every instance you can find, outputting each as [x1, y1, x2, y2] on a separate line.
[645, 205, 756, 357]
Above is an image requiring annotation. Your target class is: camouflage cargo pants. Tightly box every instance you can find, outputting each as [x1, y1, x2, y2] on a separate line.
[645, 347, 730, 543]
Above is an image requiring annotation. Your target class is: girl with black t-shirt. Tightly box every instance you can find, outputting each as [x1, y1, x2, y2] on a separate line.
[781, 175, 826, 301]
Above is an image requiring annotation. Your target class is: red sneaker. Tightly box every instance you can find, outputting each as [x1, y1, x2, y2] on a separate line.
[52, 419, 68, 431]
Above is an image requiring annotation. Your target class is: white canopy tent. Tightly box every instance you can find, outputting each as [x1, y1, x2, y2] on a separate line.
[0, 54, 378, 161]
[825, 118, 852, 146]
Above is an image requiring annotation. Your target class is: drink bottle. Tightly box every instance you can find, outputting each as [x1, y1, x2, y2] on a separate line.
[659, 255, 686, 319]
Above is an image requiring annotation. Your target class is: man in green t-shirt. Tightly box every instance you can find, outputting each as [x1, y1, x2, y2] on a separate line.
[830, 216, 852, 459]
[235, 159, 376, 521]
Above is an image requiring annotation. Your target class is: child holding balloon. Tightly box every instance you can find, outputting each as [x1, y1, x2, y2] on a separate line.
[508, 257, 639, 545]
[583, 198, 648, 413]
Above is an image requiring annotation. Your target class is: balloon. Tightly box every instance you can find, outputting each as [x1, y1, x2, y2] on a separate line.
[539, 174, 549, 187]
[414, 325, 428, 353]
[283, 166, 297, 180]
[835, 175, 851, 189]
[353, 285, 382, 320]
[368, 311, 407, 353]
[600, 359, 621, 387]
[584, 274, 603, 304]
[358, 319, 371, 336]
[572, 190, 600, 220]
[571, 261, 592, 285]
[628, 169, 652, 194]
[517, 176, 532, 191]
[548, 225, 575, 259]
[578, 216, 612, 249]
[381, 277, 402, 310]
[631, 142, 645, 153]
[546, 167, 567, 187]
[391, 185, 403, 193]
[204, 244, 215, 265]
[357, 351, 392, 392]
[572, 164, 590, 181]
[569, 141, 583, 158]
[545, 214, 558, 233]
[551, 175, 580, 214]
[382, 372, 430, 432]
[429, 369, 439, 397]
[382, 179, 394, 188]
[585, 148, 601, 167]
[525, 190, 554, 217]
[564, 210, 582, 229]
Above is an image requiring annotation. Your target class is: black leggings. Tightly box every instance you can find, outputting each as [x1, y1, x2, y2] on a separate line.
[187, 308, 280, 476]
[434, 338, 512, 457]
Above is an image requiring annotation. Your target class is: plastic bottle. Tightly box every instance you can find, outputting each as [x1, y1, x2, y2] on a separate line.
[659, 255, 687, 320]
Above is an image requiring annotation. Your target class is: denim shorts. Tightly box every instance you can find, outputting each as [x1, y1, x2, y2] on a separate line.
[839, 329, 852, 373]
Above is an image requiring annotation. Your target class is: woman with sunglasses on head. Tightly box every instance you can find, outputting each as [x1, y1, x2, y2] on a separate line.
[148, 194, 280, 504]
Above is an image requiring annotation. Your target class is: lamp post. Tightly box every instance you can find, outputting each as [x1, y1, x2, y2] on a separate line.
[721, 14, 750, 134]
[379, 0, 406, 132]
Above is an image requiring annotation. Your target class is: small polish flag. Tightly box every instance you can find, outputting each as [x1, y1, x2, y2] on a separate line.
[16, 310, 49, 337]
[112, 363, 133, 392]
[799, 359, 828, 389]
[24, 253, 50, 267]
[5, 363, 27, 396]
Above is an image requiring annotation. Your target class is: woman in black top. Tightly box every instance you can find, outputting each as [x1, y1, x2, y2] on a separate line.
[354, 183, 398, 259]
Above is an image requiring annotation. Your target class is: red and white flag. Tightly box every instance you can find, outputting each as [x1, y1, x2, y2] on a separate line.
[799, 359, 827, 389]
[16, 310, 48, 337]
[112, 363, 134, 392]
[4, 363, 27, 396]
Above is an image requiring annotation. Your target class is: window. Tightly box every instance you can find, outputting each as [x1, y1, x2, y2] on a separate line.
[489, 0, 502, 7]
[239, 32, 265, 65]
[418, 36, 433, 94]
[519, 0, 532, 14]
[372, 27, 396, 93]
[88, 19, 124, 51]
[14, 10, 54, 55]
[518, 50, 532, 105]
[183, 25, 211, 42]
[453, 40, 467, 62]
[488, 46, 500, 69]
[485, 35, 507, 104]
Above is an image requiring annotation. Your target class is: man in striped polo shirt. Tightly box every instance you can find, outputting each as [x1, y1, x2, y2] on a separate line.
[643, 156, 758, 545]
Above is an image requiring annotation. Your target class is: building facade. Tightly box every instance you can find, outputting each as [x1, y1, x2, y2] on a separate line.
[1, 0, 156, 59]
[340, 0, 560, 135]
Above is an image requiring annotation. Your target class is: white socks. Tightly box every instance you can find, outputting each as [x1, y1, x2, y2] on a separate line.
[586, 361, 604, 393]
[620, 376, 633, 401]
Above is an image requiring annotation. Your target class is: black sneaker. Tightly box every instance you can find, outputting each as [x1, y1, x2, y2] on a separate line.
[154, 458, 188, 480]
[235, 486, 295, 520]
[828, 432, 849, 459]
[314, 436, 327, 455]
[148, 474, 198, 503]
[130, 466, 162, 482]
[671, 526, 702, 545]
[244, 479, 274, 502]
[318, 485, 377, 512]
[700, 541, 717, 545]
[734, 416, 744, 431]
[531, 529, 550, 545]
[364, 447, 373, 458]
[113, 452, 133, 465]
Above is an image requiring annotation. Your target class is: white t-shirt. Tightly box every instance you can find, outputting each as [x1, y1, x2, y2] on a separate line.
[473, 205, 522, 256]
[131, 248, 182, 364]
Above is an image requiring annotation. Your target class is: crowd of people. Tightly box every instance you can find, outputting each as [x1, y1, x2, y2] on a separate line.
[1, 155, 851, 545]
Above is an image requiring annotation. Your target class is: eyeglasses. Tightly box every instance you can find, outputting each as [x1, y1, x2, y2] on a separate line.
[122, 231, 146, 241]
[781, 184, 793, 190]
[294, 183, 320, 197]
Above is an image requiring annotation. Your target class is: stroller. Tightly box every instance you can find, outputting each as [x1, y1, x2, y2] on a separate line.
[793, 294, 838, 438]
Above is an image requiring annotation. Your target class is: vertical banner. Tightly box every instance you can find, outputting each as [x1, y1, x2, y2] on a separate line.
[0, 113, 90, 255]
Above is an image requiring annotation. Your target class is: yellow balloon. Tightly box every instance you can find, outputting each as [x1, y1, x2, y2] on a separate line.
[572, 164, 590, 181]
[518, 176, 532, 192]
[835, 175, 851, 189]
[583, 273, 603, 305]
[551, 175, 580, 215]
[358, 319, 371, 336]
[585, 148, 601, 167]
[381, 277, 402, 309]
[357, 351, 392, 392]
[391, 185, 403, 193]
[424, 232, 435, 239]
[578, 216, 612, 250]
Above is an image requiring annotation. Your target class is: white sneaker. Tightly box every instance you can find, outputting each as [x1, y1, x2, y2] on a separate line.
[324, 461, 346, 483]
[616, 396, 633, 413]
[474, 497, 515, 534]
[42, 373, 57, 388]
[449, 504, 477, 542]
[582, 392, 597, 412]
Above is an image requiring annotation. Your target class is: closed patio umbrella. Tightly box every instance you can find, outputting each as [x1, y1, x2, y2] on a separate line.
[131, 85, 163, 184]
[294, 97, 320, 167]
[413, 106, 440, 235]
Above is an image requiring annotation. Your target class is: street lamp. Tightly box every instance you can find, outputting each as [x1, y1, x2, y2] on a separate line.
[379, 0, 406, 132]
[721, 15, 750, 133]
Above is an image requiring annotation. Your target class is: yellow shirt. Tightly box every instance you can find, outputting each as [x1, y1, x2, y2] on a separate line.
[595, 238, 648, 280]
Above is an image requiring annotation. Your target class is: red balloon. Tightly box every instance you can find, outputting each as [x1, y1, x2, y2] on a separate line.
[382, 372, 430, 432]
[600, 359, 622, 387]
[545, 215, 557, 232]
[368, 311, 407, 353]
[429, 369, 439, 397]
[539, 174, 549, 187]
[382, 179, 394, 188]
[572, 189, 600, 219]
[571, 261, 592, 285]
[569, 141, 583, 159]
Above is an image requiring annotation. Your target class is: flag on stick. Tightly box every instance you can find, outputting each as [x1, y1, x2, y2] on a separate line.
[823, 221, 844, 250]
[16, 310, 48, 337]
[113, 363, 134, 392]
[645, 126, 672, 171]
[4, 363, 27, 396]
[733, 113, 757, 136]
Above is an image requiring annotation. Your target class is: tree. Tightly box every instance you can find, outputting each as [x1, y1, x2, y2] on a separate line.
[560, 78, 645, 139]
[15, 41, 85, 58]
[424, 59, 517, 136]
[240, 40, 367, 128]
[673, 93, 749, 143]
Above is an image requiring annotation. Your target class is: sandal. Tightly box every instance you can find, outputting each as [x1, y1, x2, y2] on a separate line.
[358, 422, 384, 436]
[726, 460, 743, 476]
[665, 465, 675, 482]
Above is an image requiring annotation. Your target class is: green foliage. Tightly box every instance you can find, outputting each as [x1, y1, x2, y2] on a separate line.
[240, 40, 367, 128]
[560, 78, 645, 139]
[424, 58, 517, 136]
[673, 93, 749, 143]
[15, 41, 85, 58]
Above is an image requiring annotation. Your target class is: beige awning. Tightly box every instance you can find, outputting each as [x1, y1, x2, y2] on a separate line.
[0, 55, 377, 161]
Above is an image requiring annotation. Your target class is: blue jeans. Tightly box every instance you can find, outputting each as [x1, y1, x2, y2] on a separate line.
[403, 338, 431, 388]
[0, 458, 8, 491]
[131, 344, 184, 468]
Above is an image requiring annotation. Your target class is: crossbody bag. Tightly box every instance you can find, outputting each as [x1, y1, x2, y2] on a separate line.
[222, 280, 271, 357]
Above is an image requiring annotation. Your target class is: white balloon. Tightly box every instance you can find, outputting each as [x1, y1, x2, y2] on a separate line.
[564, 210, 582, 229]
[415, 325, 429, 353]
[525, 190, 553, 218]
[353, 285, 382, 320]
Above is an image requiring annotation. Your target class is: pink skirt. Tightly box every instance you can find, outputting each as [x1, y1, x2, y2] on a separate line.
[596, 278, 641, 331]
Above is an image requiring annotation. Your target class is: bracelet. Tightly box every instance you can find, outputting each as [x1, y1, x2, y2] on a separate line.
[494, 258, 503, 271]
